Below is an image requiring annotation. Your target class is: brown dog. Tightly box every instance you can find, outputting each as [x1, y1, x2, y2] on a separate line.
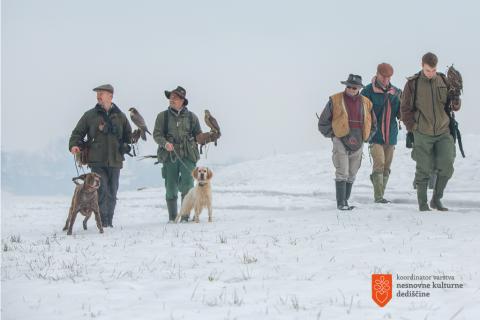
[63, 173, 103, 235]
[175, 167, 213, 223]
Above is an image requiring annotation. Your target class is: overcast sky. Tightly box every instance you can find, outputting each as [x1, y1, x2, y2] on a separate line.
[2, 0, 479, 162]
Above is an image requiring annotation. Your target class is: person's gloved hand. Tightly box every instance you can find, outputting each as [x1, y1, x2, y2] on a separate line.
[451, 95, 461, 111]
[195, 132, 211, 145]
[209, 131, 221, 141]
[131, 129, 142, 144]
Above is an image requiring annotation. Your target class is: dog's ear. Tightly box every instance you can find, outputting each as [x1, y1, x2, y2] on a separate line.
[192, 167, 199, 180]
[207, 168, 213, 180]
[93, 173, 102, 179]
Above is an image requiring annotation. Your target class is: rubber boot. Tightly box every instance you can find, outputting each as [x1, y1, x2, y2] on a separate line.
[430, 176, 449, 211]
[382, 174, 391, 203]
[428, 172, 437, 190]
[108, 211, 114, 228]
[371, 173, 389, 203]
[166, 199, 178, 222]
[416, 183, 431, 211]
[370, 172, 383, 202]
[413, 172, 436, 190]
[345, 182, 355, 210]
[335, 181, 350, 211]
[180, 193, 189, 222]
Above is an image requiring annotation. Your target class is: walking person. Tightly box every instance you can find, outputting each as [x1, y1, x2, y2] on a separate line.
[361, 63, 402, 203]
[318, 74, 377, 210]
[400, 52, 461, 211]
[69, 84, 133, 227]
[153, 86, 203, 222]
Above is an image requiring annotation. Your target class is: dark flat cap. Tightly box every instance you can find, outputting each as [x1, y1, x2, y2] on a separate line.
[93, 84, 114, 94]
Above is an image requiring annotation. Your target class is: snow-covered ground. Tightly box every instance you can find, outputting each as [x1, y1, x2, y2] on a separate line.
[2, 135, 480, 319]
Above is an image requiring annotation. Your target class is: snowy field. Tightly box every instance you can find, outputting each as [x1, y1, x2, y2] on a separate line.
[2, 135, 480, 319]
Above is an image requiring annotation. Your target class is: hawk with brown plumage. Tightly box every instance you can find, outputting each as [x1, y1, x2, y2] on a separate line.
[446, 65, 463, 111]
[204, 110, 220, 133]
[446, 65, 463, 97]
[204, 109, 221, 146]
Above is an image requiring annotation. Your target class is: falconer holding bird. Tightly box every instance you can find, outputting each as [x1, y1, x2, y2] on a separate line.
[153, 86, 221, 222]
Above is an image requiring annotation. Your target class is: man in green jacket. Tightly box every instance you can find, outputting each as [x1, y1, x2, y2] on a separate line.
[401, 53, 461, 211]
[153, 86, 202, 222]
[69, 84, 132, 227]
[361, 63, 402, 203]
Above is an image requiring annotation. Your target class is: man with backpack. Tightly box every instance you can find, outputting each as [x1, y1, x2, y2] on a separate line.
[401, 52, 461, 211]
[153, 86, 203, 222]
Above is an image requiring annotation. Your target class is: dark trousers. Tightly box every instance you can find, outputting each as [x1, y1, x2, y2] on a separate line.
[91, 166, 120, 225]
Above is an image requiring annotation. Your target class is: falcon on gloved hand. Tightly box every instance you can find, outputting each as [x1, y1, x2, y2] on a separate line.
[128, 107, 151, 141]
[204, 109, 221, 146]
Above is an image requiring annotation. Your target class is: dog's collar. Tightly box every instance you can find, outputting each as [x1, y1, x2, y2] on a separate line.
[198, 182, 208, 187]
[83, 183, 99, 192]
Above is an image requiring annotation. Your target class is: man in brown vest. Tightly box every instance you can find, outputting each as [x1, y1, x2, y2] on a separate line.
[318, 74, 377, 210]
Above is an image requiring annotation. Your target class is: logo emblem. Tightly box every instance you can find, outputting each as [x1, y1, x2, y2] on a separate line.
[372, 274, 392, 307]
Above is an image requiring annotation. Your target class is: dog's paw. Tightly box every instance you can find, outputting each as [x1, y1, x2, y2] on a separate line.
[208, 217, 212, 222]
[67, 231, 73, 235]
[99, 229, 104, 234]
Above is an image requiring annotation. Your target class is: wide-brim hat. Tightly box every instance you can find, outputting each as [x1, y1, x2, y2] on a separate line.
[340, 74, 364, 88]
[165, 86, 188, 106]
[93, 84, 114, 94]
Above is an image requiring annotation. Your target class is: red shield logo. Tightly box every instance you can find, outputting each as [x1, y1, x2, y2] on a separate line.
[372, 274, 392, 307]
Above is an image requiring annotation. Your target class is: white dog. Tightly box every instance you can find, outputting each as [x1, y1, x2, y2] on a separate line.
[175, 167, 213, 223]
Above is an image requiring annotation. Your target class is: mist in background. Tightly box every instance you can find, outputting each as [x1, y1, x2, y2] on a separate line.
[2, 0, 479, 194]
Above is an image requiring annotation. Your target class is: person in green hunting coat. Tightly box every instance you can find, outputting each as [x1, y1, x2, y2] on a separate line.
[69, 84, 133, 227]
[361, 63, 402, 204]
[153, 86, 203, 222]
[401, 52, 461, 211]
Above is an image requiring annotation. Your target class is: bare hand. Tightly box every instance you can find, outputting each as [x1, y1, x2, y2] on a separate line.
[165, 142, 174, 152]
[70, 146, 80, 154]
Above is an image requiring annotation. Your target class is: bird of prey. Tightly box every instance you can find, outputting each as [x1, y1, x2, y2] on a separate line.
[204, 109, 221, 147]
[128, 107, 151, 141]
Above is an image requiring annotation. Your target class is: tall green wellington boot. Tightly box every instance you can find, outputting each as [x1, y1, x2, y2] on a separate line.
[371, 172, 388, 203]
[416, 183, 431, 211]
[430, 176, 449, 211]
[382, 174, 391, 203]
[166, 199, 178, 222]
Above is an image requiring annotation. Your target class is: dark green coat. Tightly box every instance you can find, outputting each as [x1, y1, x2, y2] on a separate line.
[69, 104, 132, 168]
[153, 107, 202, 163]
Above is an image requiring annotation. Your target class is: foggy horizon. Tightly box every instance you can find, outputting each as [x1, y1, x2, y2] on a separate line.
[2, 0, 479, 163]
